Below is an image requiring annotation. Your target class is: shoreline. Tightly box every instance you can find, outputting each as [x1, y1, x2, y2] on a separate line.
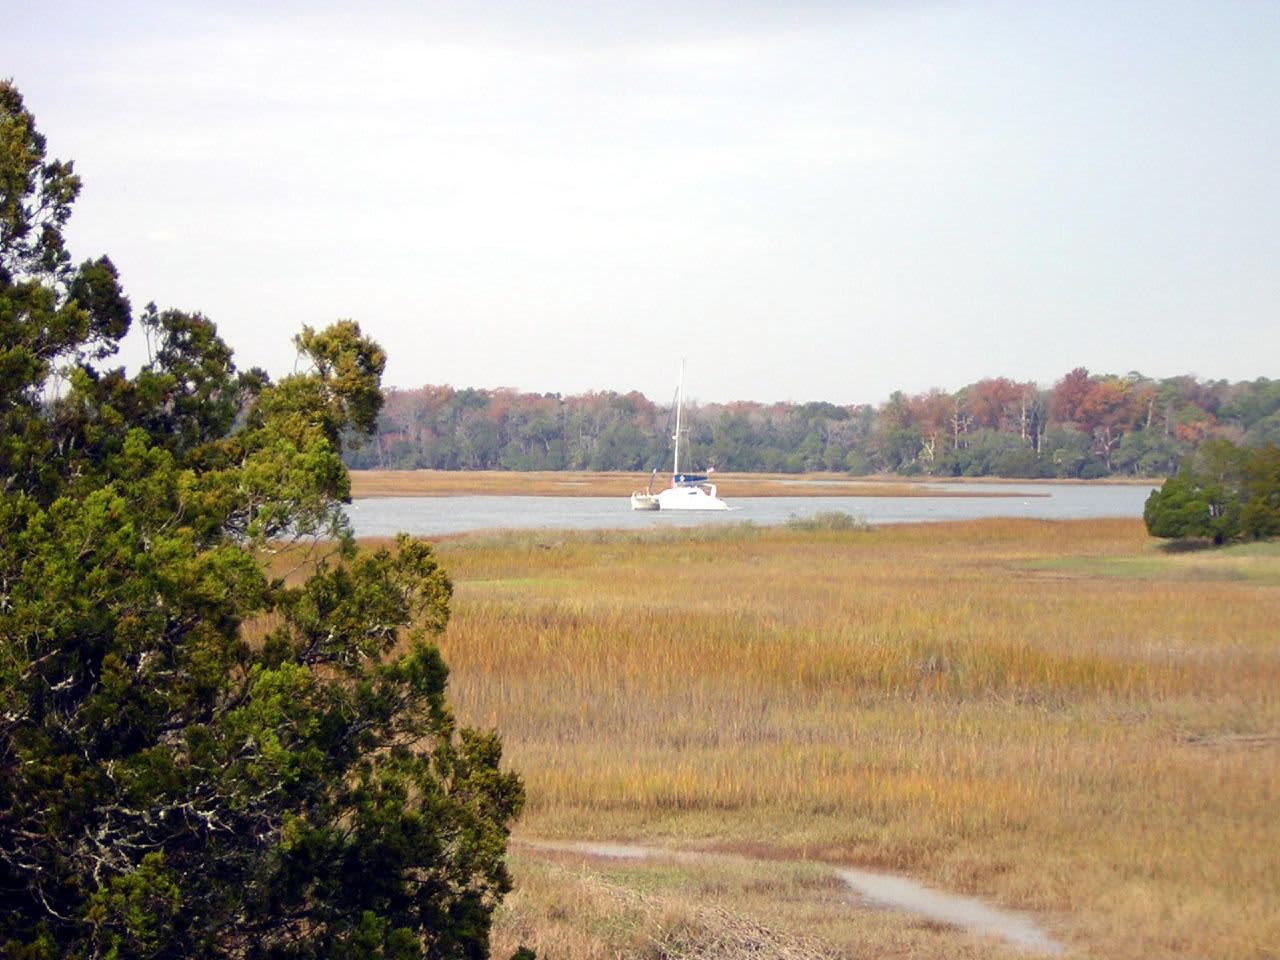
[349, 469, 1155, 500]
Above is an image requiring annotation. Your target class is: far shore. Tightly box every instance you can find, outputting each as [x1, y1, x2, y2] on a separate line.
[348, 469, 1157, 499]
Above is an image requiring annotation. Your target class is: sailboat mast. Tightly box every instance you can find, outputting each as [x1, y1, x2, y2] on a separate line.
[672, 360, 684, 480]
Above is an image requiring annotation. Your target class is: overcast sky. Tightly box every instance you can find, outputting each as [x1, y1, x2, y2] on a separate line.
[8, 1, 1278, 404]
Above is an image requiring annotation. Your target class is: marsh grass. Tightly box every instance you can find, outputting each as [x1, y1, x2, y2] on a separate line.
[784, 511, 872, 532]
[348, 469, 1036, 499]
[1025, 539, 1280, 584]
[403, 518, 1276, 957]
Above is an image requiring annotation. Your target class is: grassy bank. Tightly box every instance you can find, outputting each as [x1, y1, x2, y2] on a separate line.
[418, 519, 1278, 958]
[348, 469, 1042, 499]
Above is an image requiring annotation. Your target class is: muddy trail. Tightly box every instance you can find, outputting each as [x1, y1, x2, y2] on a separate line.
[517, 839, 1065, 956]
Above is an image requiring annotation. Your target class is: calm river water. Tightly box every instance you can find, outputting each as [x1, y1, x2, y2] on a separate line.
[345, 482, 1155, 538]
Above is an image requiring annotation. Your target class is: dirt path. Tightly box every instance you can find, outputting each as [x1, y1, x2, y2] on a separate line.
[517, 839, 1065, 956]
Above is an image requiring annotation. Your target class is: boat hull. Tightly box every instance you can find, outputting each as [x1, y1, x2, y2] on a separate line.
[630, 492, 660, 511]
[655, 484, 730, 511]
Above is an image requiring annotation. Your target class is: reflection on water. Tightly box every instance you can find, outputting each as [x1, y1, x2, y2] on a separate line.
[345, 483, 1155, 538]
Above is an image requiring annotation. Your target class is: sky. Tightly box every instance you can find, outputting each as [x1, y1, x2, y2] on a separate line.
[7, 0, 1279, 405]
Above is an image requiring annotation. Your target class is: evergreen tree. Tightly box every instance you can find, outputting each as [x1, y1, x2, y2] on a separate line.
[0, 81, 522, 960]
[1143, 440, 1280, 545]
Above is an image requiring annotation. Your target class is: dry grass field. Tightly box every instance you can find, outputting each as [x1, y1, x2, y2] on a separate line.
[405, 518, 1280, 959]
[348, 469, 1037, 499]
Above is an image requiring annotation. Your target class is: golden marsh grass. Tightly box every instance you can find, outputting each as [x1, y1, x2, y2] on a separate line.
[415, 519, 1279, 958]
[348, 469, 1039, 499]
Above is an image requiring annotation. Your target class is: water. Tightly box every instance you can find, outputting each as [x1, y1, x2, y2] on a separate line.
[345, 482, 1154, 538]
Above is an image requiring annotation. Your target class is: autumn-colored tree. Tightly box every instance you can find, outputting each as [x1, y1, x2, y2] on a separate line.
[909, 389, 953, 437]
[1050, 367, 1095, 425]
[964, 377, 1026, 432]
[1076, 377, 1137, 468]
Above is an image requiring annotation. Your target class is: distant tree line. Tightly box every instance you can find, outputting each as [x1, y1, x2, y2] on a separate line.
[344, 370, 1280, 479]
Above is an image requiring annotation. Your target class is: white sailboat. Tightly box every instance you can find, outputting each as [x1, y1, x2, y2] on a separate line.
[631, 362, 729, 511]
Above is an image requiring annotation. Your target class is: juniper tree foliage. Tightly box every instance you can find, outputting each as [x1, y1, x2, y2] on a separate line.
[0, 81, 523, 960]
[1143, 438, 1280, 544]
